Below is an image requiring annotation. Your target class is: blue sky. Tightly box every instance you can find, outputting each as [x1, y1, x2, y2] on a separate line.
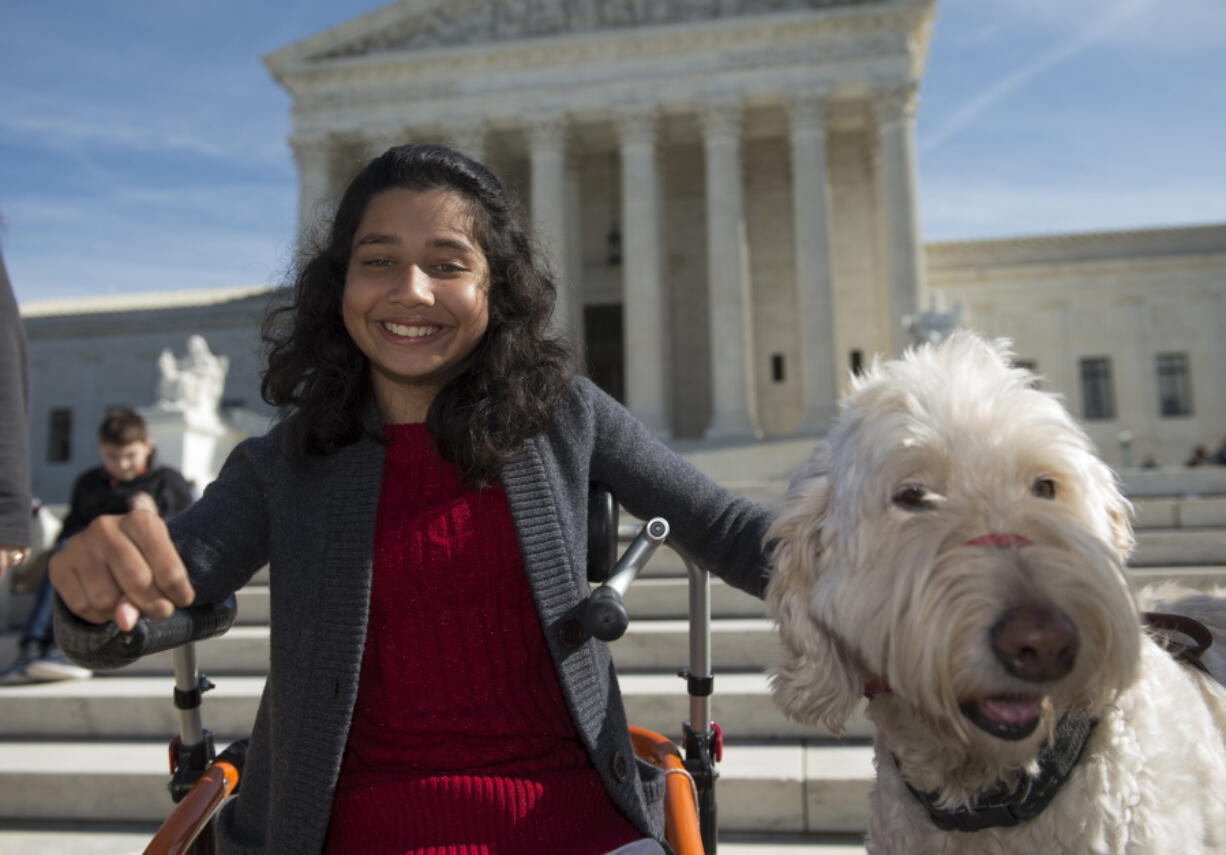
[2, 0, 1224, 304]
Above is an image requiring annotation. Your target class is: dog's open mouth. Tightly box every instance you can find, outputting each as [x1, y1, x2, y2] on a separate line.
[960, 694, 1045, 741]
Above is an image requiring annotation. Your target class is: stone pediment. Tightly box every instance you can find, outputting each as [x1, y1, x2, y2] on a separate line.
[311, 0, 882, 60]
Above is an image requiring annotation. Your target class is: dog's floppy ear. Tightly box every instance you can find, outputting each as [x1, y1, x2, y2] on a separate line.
[765, 452, 864, 734]
[1092, 459, 1135, 559]
[1106, 502, 1135, 559]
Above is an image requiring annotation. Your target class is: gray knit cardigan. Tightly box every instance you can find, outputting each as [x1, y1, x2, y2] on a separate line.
[56, 377, 772, 854]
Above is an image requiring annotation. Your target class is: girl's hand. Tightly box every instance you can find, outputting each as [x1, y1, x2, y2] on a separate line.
[49, 509, 196, 632]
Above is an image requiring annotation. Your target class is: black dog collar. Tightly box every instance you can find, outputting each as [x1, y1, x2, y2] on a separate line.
[901, 713, 1097, 832]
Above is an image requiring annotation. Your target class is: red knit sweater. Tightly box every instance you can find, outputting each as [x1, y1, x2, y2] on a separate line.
[325, 424, 640, 855]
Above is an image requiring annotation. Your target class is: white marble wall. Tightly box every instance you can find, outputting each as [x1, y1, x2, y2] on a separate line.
[24, 319, 271, 503]
[933, 240, 1226, 467]
[828, 127, 888, 384]
[746, 135, 802, 437]
[663, 142, 714, 439]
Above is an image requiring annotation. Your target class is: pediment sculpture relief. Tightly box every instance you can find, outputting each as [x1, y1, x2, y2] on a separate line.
[322, 0, 877, 58]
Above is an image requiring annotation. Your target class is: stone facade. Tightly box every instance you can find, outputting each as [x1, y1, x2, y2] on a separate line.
[19, 225, 1226, 502]
[264, 0, 938, 440]
[20, 288, 276, 503]
[23, 3, 1225, 502]
[929, 225, 1226, 468]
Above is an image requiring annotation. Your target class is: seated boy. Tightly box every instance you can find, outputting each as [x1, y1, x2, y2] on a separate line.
[0, 407, 194, 684]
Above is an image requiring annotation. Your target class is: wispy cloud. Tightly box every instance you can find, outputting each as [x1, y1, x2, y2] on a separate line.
[0, 90, 288, 166]
[920, 0, 1153, 153]
[3, 181, 298, 303]
[7, 221, 291, 303]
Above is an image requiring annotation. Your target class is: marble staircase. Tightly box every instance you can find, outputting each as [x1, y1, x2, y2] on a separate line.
[1, 491, 1224, 854]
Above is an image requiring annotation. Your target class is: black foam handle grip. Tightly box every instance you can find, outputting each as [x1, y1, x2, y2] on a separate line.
[584, 584, 630, 642]
[97, 595, 238, 667]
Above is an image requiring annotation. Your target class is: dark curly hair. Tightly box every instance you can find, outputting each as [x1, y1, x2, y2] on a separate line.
[261, 143, 574, 488]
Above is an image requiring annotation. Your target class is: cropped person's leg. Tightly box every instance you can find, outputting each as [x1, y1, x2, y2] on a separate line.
[20, 572, 56, 648]
[0, 640, 38, 685]
[23, 574, 92, 682]
[0, 576, 56, 685]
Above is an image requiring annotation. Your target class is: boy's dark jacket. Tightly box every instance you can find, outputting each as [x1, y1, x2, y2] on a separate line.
[58, 459, 194, 542]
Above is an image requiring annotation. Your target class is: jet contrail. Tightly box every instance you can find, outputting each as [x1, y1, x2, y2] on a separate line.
[920, 0, 1152, 153]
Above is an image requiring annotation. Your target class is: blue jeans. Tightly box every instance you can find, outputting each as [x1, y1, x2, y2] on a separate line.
[20, 573, 56, 648]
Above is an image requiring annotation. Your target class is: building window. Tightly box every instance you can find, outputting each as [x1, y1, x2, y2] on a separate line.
[850, 349, 864, 376]
[1156, 352, 1193, 417]
[1079, 357, 1115, 420]
[771, 354, 785, 383]
[1012, 358, 1040, 388]
[605, 224, 622, 266]
[47, 408, 73, 462]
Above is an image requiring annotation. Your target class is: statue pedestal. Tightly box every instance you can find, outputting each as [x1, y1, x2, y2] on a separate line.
[139, 407, 227, 498]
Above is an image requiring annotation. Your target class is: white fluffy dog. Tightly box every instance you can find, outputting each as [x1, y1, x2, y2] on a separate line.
[765, 332, 1226, 853]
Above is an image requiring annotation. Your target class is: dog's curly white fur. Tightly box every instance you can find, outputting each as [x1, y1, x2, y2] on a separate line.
[765, 332, 1226, 853]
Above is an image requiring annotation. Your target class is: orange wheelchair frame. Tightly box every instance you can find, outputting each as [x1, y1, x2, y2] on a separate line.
[105, 486, 721, 855]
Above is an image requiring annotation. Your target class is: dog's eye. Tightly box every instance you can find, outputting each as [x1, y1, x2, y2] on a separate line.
[1032, 478, 1057, 500]
[893, 486, 930, 510]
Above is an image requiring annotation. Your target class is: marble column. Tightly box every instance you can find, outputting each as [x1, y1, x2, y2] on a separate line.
[874, 83, 925, 355]
[364, 126, 409, 159]
[700, 98, 760, 439]
[1125, 296, 1153, 444]
[449, 119, 488, 164]
[1046, 299, 1073, 397]
[787, 93, 839, 434]
[1213, 292, 1226, 436]
[616, 104, 669, 437]
[290, 133, 334, 242]
[527, 111, 578, 341]
[565, 156, 585, 355]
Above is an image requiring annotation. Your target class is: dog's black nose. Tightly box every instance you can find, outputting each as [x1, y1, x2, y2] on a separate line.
[991, 605, 1079, 682]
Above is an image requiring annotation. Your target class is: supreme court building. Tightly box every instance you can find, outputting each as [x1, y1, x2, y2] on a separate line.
[22, 1, 1226, 504]
[263, 0, 938, 440]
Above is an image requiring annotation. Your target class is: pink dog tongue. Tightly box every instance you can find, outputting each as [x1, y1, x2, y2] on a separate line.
[981, 696, 1042, 724]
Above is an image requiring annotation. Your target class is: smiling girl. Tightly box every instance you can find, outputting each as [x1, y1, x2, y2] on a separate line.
[49, 144, 772, 855]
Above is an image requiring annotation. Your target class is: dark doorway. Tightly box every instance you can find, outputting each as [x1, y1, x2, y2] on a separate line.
[584, 304, 625, 403]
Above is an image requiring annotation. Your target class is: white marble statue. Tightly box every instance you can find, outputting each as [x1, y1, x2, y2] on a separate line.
[904, 294, 965, 348]
[156, 335, 229, 424]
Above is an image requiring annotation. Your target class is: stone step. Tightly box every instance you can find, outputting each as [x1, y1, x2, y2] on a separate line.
[624, 527, 1226, 572]
[11, 556, 1223, 634]
[1122, 468, 1226, 498]
[229, 563, 1226, 626]
[1131, 529, 1226, 566]
[1132, 496, 1226, 529]
[0, 738, 873, 834]
[229, 575, 769, 625]
[50, 618, 779, 677]
[719, 841, 866, 855]
[0, 823, 161, 855]
[1129, 565, 1226, 590]
[235, 528, 1226, 597]
[613, 568, 1226, 609]
[0, 824, 867, 855]
[622, 495, 1226, 533]
[0, 672, 872, 742]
